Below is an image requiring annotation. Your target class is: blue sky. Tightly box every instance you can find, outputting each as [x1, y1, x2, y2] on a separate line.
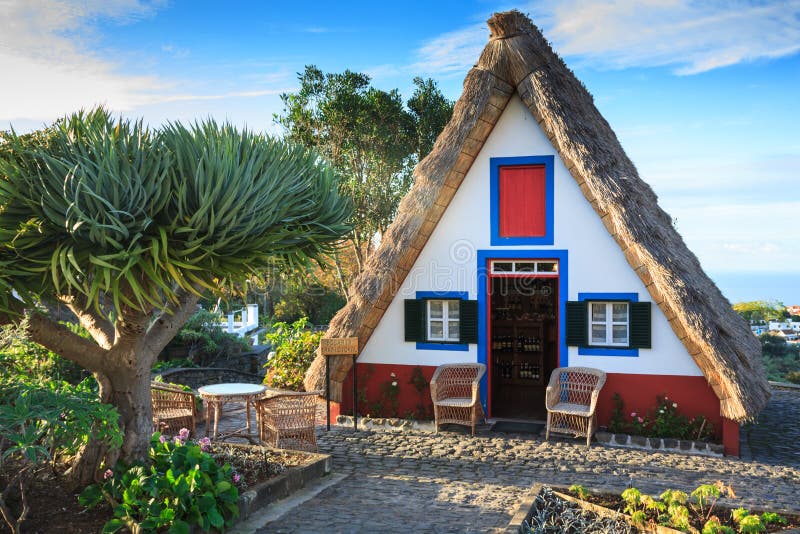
[2, 0, 799, 304]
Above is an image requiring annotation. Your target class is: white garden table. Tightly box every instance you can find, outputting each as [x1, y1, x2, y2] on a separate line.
[197, 382, 267, 440]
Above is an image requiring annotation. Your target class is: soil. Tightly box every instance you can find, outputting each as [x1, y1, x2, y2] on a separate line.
[0, 444, 313, 533]
[564, 488, 800, 533]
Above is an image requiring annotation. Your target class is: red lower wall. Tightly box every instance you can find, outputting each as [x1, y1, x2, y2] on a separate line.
[340, 363, 437, 420]
[334, 364, 739, 456]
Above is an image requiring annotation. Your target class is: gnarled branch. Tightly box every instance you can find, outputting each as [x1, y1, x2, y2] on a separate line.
[143, 287, 202, 356]
[57, 294, 114, 350]
[0, 300, 107, 373]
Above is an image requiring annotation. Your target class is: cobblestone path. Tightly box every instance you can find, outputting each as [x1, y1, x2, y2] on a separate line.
[207, 386, 800, 533]
[742, 387, 800, 468]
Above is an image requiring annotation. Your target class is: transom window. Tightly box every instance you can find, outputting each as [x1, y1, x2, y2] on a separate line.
[589, 302, 629, 346]
[490, 260, 558, 275]
[427, 300, 460, 342]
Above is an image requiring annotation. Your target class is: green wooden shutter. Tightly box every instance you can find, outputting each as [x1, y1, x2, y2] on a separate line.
[459, 300, 479, 344]
[629, 302, 652, 349]
[404, 299, 425, 342]
[565, 301, 588, 346]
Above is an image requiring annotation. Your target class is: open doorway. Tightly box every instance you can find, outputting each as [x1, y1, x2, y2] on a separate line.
[488, 260, 559, 420]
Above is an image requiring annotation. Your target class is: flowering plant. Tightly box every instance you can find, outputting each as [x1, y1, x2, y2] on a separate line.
[79, 430, 239, 533]
[607, 393, 715, 440]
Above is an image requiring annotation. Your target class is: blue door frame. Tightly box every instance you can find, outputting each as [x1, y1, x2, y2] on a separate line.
[476, 249, 569, 416]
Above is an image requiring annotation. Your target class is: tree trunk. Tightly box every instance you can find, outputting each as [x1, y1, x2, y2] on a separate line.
[67, 350, 155, 486]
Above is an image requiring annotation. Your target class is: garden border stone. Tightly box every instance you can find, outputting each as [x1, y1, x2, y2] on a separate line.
[595, 431, 724, 457]
[236, 449, 332, 520]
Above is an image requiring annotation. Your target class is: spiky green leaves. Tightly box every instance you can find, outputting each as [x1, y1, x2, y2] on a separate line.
[0, 108, 351, 314]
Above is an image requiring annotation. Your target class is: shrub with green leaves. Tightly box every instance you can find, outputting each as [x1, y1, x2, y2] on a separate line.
[79, 432, 239, 533]
[0, 320, 86, 384]
[263, 318, 323, 391]
[162, 309, 251, 366]
[0, 377, 121, 533]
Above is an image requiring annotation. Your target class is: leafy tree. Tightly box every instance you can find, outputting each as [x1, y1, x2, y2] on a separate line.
[0, 108, 351, 481]
[276, 66, 453, 287]
[407, 76, 455, 159]
[732, 301, 786, 323]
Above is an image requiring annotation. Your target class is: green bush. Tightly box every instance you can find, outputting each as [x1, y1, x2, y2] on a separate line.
[272, 286, 345, 325]
[162, 310, 250, 366]
[0, 377, 122, 533]
[263, 318, 322, 391]
[79, 432, 239, 533]
[0, 321, 86, 384]
[151, 358, 198, 373]
[785, 371, 800, 384]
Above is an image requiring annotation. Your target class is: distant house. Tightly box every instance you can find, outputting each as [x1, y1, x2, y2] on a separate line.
[305, 10, 770, 456]
[769, 320, 800, 332]
[786, 305, 800, 317]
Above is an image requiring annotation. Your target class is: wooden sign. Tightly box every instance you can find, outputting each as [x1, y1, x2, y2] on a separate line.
[319, 337, 359, 356]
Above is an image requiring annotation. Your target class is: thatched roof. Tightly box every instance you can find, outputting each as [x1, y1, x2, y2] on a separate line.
[305, 10, 770, 422]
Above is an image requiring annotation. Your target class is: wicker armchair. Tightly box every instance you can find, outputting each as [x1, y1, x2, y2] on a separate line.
[255, 391, 320, 452]
[545, 367, 607, 447]
[151, 381, 197, 437]
[430, 363, 486, 436]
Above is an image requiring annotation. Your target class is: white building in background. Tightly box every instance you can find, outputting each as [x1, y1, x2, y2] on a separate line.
[768, 320, 800, 332]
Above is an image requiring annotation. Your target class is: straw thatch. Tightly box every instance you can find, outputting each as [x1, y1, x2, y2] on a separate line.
[305, 10, 770, 422]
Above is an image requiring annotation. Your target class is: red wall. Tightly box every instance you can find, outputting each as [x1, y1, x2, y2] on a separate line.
[333, 364, 739, 455]
[340, 363, 437, 420]
[596, 374, 721, 436]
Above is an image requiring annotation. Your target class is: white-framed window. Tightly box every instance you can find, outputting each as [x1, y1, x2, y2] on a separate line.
[589, 301, 629, 346]
[490, 260, 558, 275]
[427, 300, 460, 342]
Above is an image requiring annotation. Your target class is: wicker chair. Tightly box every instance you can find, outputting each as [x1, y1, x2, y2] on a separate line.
[151, 381, 197, 437]
[545, 367, 607, 447]
[430, 363, 486, 436]
[255, 391, 320, 452]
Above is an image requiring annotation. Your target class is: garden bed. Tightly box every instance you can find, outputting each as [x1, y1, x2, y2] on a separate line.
[507, 484, 800, 533]
[0, 443, 327, 533]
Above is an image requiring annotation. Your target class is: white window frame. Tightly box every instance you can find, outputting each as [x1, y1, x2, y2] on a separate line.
[588, 301, 629, 347]
[426, 299, 460, 342]
[490, 260, 559, 275]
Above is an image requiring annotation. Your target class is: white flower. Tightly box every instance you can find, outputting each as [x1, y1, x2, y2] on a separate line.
[391, 381, 397, 387]
[390, 372, 396, 378]
[672, 402, 678, 408]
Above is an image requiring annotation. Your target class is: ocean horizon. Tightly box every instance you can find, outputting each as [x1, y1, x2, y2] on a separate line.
[708, 271, 800, 306]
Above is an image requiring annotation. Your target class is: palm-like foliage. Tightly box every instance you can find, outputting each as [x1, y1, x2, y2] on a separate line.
[0, 108, 351, 313]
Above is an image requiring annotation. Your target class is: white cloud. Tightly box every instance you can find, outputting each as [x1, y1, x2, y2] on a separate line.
[668, 201, 800, 271]
[409, 23, 487, 77]
[404, 1, 800, 78]
[540, 0, 800, 74]
[0, 0, 290, 130]
[0, 0, 166, 123]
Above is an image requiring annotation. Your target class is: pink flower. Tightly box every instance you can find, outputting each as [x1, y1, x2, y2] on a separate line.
[637, 417, 644, 423]
[173, 435, 184, 445]
[630, 412, 637, 418]
[159, 434, 168, 444]
[233, 473, 241, 483]
[199, 437, 211, 452]
[178, 428, 190, 441]
[103, 469, 113, 480]
[672, 403, 678, 408]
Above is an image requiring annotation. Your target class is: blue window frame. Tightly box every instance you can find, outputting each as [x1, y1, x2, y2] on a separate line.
[414, 291, 469, 351]
[577, 292, 639, 357]
[490, 155, 555, 246]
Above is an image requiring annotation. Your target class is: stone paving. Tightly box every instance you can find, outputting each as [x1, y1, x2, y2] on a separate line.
[212, 386, 800, 533]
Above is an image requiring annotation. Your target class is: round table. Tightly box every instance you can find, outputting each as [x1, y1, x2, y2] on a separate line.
[197, 383, 267, 440]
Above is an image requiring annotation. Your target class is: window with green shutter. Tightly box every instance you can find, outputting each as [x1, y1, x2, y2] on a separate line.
[565, 293, 651, 356]
[404, 292, 478, 350]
